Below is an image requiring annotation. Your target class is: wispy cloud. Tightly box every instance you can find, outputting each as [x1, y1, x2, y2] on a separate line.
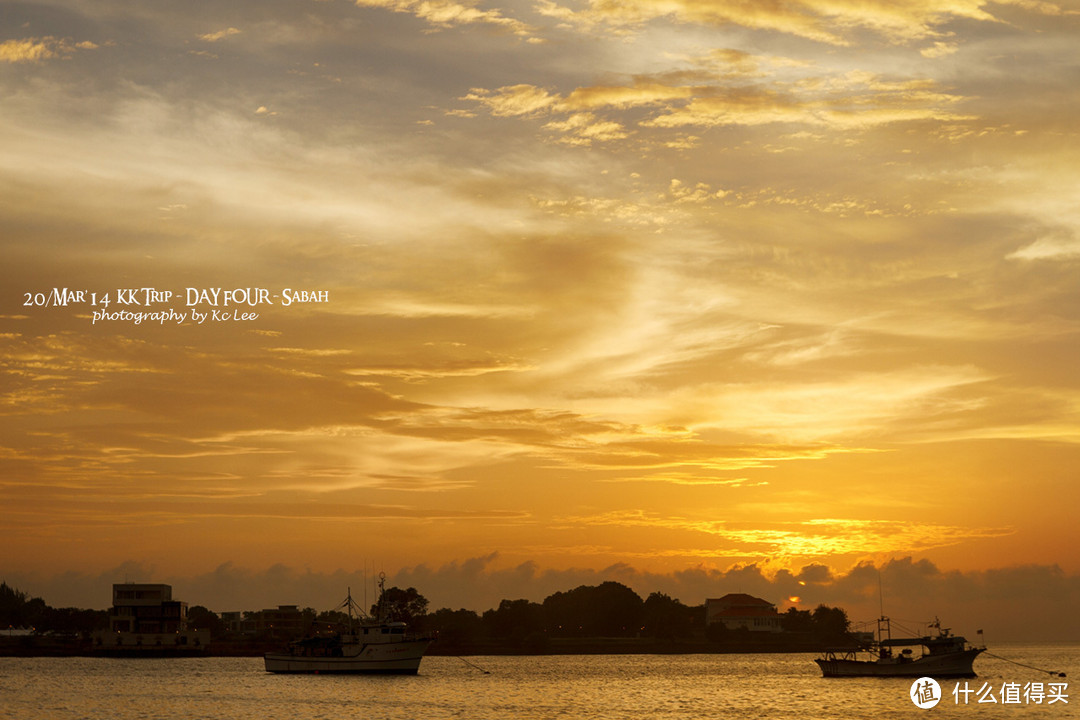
[535, 0, 1075, 45]
[0, 36, 98, 63]
[355, 0, 534, 36]
[557, 510, 1013, 558]
[197, 27, 241, 42]
[463, 57, 974, 150]
[2, 0, 1078, 613]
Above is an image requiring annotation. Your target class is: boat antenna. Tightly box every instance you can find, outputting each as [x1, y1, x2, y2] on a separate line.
[347, 586, 354, 634]
[875, 566, 892, 644]
[377, 571, 387, 621]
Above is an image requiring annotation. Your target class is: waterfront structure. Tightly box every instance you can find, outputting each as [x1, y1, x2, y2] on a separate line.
[705, 593, 782, 633]
[94, 583, 210, 652]
[257, 605, 310, 639]
[219, 611, 244, 635]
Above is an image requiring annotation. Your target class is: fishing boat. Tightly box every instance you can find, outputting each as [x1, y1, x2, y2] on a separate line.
[264, 578, 432, 675]
[815, 617, 984, 678]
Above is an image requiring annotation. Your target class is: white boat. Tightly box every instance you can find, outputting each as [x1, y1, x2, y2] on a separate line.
[264, 581, 432, 675]
[815, 617, 984, 678]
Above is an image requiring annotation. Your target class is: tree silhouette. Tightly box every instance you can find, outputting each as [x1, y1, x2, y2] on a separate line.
[812, 604, 849, 639]
[482, 598, 544, 640]
[373, 586, 428, 624]
[421, 608, 483, 643]
[643, 591, 693, 639]
[781, 607, 815, 633]
[187, 605, 227, 636]
[543, 582, 643, 637]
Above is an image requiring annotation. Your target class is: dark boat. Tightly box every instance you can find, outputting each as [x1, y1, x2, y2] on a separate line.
[264, 577, 432, 675]
[816, 617, 984, 678]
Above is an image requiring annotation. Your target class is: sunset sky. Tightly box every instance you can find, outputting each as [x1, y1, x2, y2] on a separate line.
[2, 0, 1079, 639]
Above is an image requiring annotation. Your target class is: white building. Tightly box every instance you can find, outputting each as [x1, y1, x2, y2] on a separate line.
[94, 583, 210, 651]
[705, 593, 782, 633]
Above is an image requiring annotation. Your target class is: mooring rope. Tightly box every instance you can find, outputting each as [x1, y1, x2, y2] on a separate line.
[457, 656, 491, 674]
[983, 650, 1066, 678]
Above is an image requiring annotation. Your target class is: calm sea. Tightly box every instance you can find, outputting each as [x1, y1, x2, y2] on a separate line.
[1, 645, 1075, 719]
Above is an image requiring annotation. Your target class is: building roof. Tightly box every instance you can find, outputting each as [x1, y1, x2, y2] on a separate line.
[708, 593, 775, 608]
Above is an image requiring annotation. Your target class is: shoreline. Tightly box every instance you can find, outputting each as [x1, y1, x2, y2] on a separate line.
[1, 635, 838, 658]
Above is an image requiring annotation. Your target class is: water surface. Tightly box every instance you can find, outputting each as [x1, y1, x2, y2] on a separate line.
[2, 646, 1074, 719]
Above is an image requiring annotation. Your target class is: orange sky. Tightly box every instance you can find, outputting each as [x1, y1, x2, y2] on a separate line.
[2, 0, 1079, 638]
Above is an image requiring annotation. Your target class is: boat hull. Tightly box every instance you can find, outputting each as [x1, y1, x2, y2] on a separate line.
[264, 639, 431, 674]
[816, 648, 983, 678]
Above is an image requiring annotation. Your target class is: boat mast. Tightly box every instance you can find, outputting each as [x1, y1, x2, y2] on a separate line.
[876, 568, 891, 643]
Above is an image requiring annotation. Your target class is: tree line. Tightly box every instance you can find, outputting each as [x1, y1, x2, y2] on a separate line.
[2, 580, 851, 647]
[378, 581, 851, 649]
[0, 582, 107, 637]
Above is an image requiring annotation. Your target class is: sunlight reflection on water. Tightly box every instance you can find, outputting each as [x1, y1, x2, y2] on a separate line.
[1, 647, 1075, 719]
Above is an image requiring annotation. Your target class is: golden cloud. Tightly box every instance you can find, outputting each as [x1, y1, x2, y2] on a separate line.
[543, 113, 630, 145]
[198, 27, 242, 42]
[463, 84, 560, 116]
[562, 83, 696, 110]
[355, 0, 533, 36]
[562, 510, 1014, 557]
[0, 37, 85, 63]
[465, 56, 974, 141]
[534, 0, 1070, 44]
